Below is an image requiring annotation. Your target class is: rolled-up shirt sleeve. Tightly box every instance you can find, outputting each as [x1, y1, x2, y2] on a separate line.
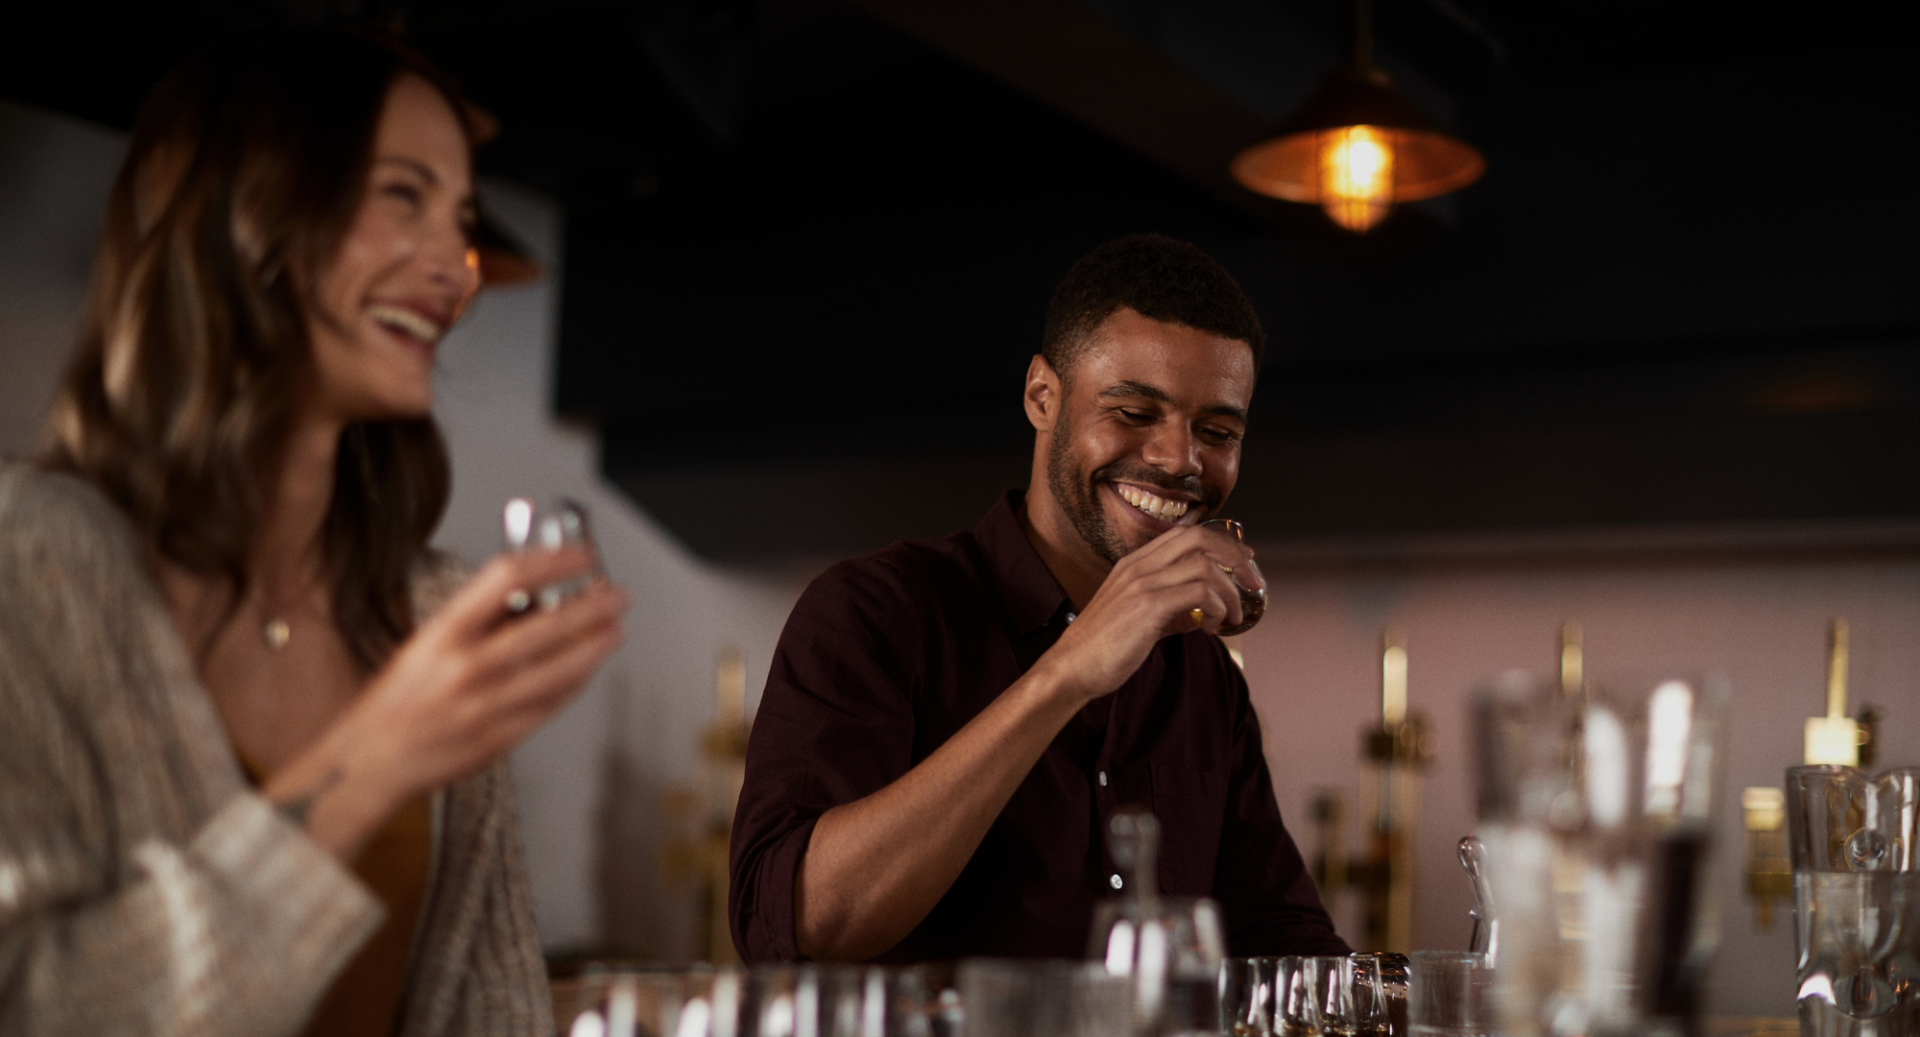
[727, 556, 925, 963]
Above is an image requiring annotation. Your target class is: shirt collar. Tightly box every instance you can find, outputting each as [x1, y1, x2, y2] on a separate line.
[973, 488, 1074, 636]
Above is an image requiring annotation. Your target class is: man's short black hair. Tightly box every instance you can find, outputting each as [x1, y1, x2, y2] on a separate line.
[1041, 233, 1265, 378]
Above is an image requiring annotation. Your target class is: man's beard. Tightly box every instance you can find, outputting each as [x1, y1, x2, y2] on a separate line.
[1045, 406, 1217, 568]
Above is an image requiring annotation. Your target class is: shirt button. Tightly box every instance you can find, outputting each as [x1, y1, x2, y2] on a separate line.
[1097, 771, 1108, 787]
[1065, 611, 1077, 624]
[1110, 874, 1124, 890]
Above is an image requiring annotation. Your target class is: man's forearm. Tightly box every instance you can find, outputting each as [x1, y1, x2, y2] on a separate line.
[795, 656, 1089, 961]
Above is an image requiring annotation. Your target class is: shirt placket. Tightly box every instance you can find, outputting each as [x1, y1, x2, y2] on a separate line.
[1091, 648, 1152, 896]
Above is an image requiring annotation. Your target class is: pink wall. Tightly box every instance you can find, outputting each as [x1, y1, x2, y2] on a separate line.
[1237, 528, 1920, 1016]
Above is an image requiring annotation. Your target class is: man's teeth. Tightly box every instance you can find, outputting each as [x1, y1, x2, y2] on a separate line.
[1115, 483, 1190, 521]
[368, 304, 443, 342]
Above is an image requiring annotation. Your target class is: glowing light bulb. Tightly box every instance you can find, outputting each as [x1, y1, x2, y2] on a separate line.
[1320, 125, 1395, 232]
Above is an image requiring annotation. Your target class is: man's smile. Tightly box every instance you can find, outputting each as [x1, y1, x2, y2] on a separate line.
[1104, 480, 1208, 537]
[1112, 481, 1193, 522]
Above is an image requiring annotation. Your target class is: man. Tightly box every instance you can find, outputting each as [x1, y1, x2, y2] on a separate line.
[729, 234, 1347, 963]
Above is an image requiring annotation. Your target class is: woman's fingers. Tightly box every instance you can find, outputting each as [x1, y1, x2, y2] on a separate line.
[467, 581, 627, 686]
[494, 617, 625, 722]
[437, 547, 603, 639]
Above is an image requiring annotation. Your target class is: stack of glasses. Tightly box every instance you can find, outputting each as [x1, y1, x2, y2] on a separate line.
[557, 964, 960, 1037]
[559, 949, 1506, 1037]
[1220, 953, 1416, 1037]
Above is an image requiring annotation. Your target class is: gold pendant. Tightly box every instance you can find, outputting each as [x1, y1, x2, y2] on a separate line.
[263, 619, 291, 650]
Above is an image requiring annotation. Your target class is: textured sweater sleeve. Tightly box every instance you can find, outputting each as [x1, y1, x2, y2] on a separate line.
[399, 759, 553, 1037]
[0, 467, 383, 1037]
[395, 550, 552, 1037]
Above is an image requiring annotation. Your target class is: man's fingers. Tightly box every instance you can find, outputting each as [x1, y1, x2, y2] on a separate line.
[1234, 557, 1267, 595]
[1155, 567, 1234, 635]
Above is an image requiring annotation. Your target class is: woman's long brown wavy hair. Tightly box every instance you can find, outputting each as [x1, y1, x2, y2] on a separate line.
[43, 28, 475, 671]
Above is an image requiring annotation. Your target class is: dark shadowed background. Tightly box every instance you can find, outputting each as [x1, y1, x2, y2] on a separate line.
[7, 0, 1916, 562]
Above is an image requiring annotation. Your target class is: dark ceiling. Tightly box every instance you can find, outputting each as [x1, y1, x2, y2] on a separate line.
[6, 0, 1917, 562]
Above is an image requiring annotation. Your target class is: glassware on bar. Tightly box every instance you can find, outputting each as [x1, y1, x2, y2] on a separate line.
[1408, 952, 1494, 1037]
[1304, 956, 1363, 1037]
[1088, 808, 1227, 1037]
[1784, 765, 1920, 1037]
[1274, 956, 1319, 1037]
[1469, 673, 1730, 1037]
[957, 959, 1130, 1037]
[1220, 956, 1279, 1037]
[1350, 953, 1410, 1037]
[559, 968, 719, 1037]
[556, 965, 953, 1037]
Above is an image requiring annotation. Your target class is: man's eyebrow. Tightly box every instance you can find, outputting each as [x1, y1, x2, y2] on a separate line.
[1099, 380, 1248, 423]
[1098, 380, 1171, 403]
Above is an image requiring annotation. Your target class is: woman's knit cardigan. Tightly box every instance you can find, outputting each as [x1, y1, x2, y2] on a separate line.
[0, 464, 552, 1037]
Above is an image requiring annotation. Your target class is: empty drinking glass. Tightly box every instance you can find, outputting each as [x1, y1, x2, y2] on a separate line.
[502, 495, 604, 611]
[1304, 957, 1361, 1037]
[1275, 957, 1317, 1037]
[1408, 952, 1494, 1037]
[1786, 765, 1920, 1037]
[562, 968, 716, 1037]
[958, 960, 1131, 1037]
[1220, 957, 1279, 1037]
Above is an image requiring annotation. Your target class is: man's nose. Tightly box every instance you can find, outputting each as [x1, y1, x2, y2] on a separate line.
[1141, 423, 1202, 477]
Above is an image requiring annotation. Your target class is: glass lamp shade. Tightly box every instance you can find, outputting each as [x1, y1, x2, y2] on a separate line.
[1231, 66, 1485, 231]
[474, 207, 544, 287]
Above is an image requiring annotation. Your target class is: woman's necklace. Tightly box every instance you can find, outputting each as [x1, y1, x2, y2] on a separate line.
[258, 570, 317, 651]
[263, 616, 292, 650]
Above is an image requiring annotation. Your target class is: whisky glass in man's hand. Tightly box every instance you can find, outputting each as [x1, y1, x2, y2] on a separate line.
[1199, 519, 1266, 636]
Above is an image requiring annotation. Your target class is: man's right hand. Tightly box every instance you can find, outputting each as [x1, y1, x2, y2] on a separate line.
[1032, 522, 1262, 707]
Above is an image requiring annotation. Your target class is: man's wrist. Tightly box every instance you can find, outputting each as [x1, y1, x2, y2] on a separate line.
[1021, 645, 1103, 713]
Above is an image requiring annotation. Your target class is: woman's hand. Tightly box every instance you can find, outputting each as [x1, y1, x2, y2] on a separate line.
[263, 546, 626, 861]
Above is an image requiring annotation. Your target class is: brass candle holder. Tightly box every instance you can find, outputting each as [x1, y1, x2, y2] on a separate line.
[1312, 628, 1432, 952]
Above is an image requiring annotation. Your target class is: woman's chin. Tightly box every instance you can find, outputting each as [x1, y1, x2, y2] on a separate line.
[330, 391, 435, 426]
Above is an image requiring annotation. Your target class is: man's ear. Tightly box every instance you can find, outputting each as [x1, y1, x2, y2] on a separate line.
[1024, 355, 1061, 432]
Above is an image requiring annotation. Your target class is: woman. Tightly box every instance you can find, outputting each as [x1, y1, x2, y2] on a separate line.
[0, 27, 625, 1037]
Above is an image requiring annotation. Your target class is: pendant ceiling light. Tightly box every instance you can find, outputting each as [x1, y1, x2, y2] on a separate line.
[1231, 0, 1485, 232]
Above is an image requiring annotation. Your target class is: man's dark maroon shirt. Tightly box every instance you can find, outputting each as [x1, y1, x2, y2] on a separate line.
[728, 490, 1347, 963]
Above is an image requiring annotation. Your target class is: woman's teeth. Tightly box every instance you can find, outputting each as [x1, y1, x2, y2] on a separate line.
[368, 304, 443, 343]
[1115, 483, 1190, 521]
